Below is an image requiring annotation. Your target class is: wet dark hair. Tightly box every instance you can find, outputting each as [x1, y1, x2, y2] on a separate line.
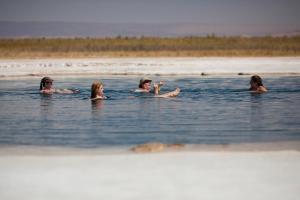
[249, 75, 264, 91]
[40, 77, 53, 90]
[139, 80, 151, 89]
[250, 75, 264, 87]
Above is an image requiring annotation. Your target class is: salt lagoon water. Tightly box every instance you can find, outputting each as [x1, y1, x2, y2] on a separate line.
[0, 75, 299, 148]
[1, 58, 300, 200]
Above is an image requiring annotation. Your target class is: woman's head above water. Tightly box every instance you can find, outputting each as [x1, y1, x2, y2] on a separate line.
[40, 77, 54, 91]
[250, 75, 263, 87]
[91, 81, 104, 99]
[40, 77, 79, 94]
[249, 75, 267, 92]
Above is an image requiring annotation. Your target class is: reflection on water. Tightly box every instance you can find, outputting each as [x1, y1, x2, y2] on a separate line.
[39, 95, 55, 142]
[91, 99, 104, 114]
[249, 94, 266, 141]
[0, 76, 300, 148]
[40, 94, 54, 117]
[250, 94, 264, 128]
[91, 100, 105, 122]
[91, 100, 104, 110]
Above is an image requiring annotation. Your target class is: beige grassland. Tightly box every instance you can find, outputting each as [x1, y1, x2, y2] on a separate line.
[0, 36, 299, 58]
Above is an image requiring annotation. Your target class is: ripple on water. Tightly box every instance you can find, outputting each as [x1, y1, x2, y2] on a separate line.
[0, 76, 300, 148]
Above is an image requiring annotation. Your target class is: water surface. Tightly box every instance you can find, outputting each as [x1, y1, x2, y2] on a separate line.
[0, 76, 299, 148]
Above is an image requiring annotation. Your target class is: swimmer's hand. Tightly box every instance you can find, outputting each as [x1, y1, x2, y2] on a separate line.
[158, 81, 165, 86]
[153, 81, 165, 94]
[72, 89, 80, 93]
[153, 81, 164, 88]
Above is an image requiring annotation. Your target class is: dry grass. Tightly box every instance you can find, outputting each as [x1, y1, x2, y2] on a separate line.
[0, 36, 299, 58]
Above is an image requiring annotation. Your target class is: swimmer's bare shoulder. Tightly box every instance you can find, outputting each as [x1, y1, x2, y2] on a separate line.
[258, 86, 268, 92]
[90, 96, 107, 101]
[251, 86, 268, 93]
[55, 89, 79, 94]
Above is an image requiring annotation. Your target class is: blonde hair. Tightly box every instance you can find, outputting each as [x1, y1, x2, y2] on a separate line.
[91, 81, 104, 99]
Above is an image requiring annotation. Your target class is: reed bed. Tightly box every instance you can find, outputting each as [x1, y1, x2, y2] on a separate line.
[0, 36, 299, 58]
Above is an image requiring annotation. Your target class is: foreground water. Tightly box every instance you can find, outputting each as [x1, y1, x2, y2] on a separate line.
[0, 76, 299, 148]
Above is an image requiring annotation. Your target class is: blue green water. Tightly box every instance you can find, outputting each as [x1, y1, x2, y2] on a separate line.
[0, 76, 299, 148]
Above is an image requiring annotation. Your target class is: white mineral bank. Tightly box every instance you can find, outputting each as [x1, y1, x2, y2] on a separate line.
[0, 151, 300, 200]
[0, 57, 300, 77]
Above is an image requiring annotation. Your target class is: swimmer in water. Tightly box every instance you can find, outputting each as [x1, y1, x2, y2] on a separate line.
[39, 77, 79, 94]
[134, 77, 180, 97]
[90, 81, 107, 101]
[249, 75, 268, 93]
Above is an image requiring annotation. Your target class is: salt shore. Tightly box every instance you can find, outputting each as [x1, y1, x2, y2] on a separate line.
[0, 142, 300, 200]
[0, 57, 300, 77]
[1, 57, 300, 199]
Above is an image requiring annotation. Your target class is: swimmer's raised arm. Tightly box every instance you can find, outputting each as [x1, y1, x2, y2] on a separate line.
[153, 81, 165, 95]
[136, 78, 179, 97]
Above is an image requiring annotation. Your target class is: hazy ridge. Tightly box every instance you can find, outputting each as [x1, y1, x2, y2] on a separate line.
[0, 21, 299, 37]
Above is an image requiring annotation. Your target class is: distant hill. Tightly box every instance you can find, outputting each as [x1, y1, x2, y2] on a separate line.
[0, 21, 299, 38]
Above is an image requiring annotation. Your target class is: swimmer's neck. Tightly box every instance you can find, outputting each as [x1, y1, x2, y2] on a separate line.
[40, 88, 55, 93]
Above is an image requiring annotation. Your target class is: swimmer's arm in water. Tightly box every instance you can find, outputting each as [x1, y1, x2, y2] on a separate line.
[155, 88, 180, 98]
[54, 89, 80, 94]
[40, 89, 55, 94]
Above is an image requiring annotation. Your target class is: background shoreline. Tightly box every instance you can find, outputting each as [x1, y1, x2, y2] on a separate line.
[1, 141, 299, 156]
[1, 57, 300, 78]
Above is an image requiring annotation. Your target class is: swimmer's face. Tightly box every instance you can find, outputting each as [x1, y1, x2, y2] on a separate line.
[44, 81, 53, 89]
[250, 80, 258, 89]
[98, 85, 104, 94]
[142, 81, 151, 90]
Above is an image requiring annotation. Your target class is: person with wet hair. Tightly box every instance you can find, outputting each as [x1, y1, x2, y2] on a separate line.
[134, 77, 161, 94]
[40, 77, 78, 94]
[40, 77, 55, 94]
[249, 75, 268, 93]
[90, 81, 107, 100]
[134, 77, 180, 97]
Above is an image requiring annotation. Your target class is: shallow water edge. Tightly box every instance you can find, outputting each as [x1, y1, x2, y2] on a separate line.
[1, 57, 300, 77]
[1, 141, 299, 156]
